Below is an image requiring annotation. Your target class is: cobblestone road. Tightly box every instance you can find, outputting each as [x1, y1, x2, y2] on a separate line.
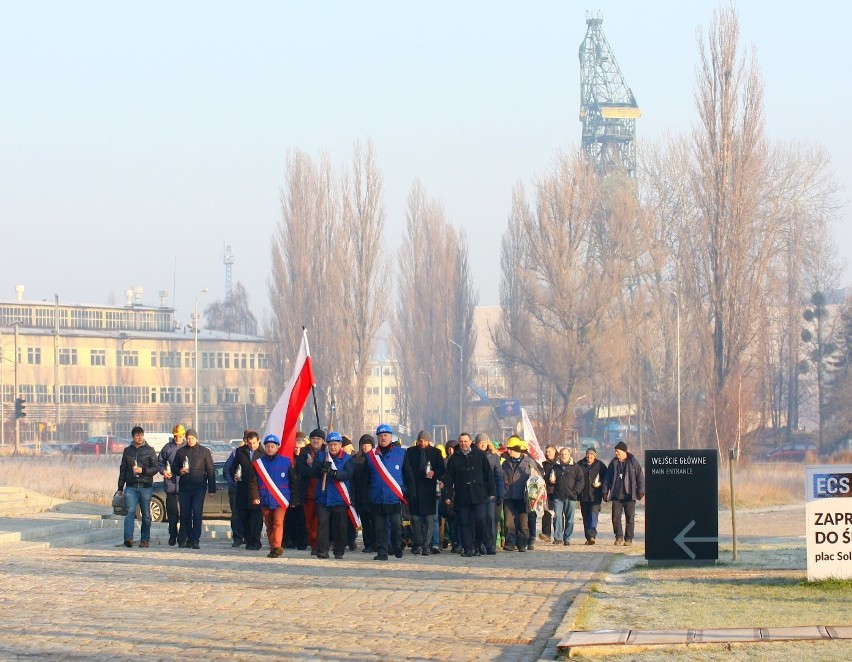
[0, 530, 609, 661]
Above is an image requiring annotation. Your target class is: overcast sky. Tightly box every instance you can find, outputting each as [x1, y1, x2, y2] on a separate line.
[1, 0, 849, 328]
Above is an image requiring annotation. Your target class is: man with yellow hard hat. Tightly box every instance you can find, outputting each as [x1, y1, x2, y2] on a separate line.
[157, 423, 186, 546]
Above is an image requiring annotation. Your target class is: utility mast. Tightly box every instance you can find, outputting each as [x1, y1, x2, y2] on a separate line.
[223, 243, 234, 296]
[578, 14, 640, 177]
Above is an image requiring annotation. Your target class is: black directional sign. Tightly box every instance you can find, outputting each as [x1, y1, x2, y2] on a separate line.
[645, 449, 718, 561]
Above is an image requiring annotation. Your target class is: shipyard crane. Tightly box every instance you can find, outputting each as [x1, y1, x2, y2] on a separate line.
[578, 14, 640, 177]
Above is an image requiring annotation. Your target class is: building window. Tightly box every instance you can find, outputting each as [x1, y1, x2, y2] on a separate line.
[249, 354, 255, 369]
[239, 353, 247, 369]
[224, 352, 230, 369]
[58, 348, 78, 366]
[150, 351, 157, 367]
[218, 387, 239, 404]
[216, 352, 223, 369]
[258, 353, 269, 370]
[27, 348, 41, 365]
[90, 349, 106, 366]
[116, 350, 138, 367]
[159, 387, 182, 404]
[202, 352, 211, 369]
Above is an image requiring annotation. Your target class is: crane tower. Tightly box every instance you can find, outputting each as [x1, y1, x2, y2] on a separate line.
[578, 14, 640, 177]
[223, 243, 234, 296]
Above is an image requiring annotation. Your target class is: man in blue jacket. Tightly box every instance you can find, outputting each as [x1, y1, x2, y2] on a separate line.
[156, 423, 186, 546]
[365, 423, 407, 560]
[310, 431, 355, 559]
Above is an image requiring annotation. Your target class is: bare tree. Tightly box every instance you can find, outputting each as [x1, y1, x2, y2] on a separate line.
[204, 282, 259, 336]
[683, 4, 774, 454]
[493, 152, 638, 441]
[394, 181, 477, 437]
[340, 139, 390, 436]
[268, 149, 347, 428]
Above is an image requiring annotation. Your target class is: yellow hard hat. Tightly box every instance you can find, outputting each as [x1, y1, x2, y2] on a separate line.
[506, 436, 527, 452]
[172, 424, 186, 436]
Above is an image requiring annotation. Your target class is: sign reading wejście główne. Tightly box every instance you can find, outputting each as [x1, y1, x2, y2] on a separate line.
[806, 464, 852, 581]
[645, 449, 718, 561]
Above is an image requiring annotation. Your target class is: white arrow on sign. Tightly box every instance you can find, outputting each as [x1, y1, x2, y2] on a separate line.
[673, 520, 719, 559]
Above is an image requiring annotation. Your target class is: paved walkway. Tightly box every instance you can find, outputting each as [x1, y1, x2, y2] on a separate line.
[0, 522, 609, 661]
[0, 500, 807, 661]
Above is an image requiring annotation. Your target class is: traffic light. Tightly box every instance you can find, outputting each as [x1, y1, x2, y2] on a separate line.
[14, 397, 26, 419]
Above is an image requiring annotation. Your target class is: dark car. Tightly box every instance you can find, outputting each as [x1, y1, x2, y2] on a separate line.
[112, 461, 231, 522]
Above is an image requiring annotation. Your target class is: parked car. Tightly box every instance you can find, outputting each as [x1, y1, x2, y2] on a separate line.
[765, 443, 818, 463]
[71, 436, 128, 454]
[112, 461, 231, 522]
[204, 442, 236, 461]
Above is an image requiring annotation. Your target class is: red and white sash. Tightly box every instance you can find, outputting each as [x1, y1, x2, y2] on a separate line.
[253, 457, 290, 509]
[328, 454, 361, 528]
[367, 448, 407, 505]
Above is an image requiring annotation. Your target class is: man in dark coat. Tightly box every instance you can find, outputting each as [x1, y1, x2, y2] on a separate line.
[602, 441, 645, 546]
[117, 426, 159, 548]
[229, 430, 263, 550]
[577, 445, 607, 544]
[474, 432, 504, 555]
[351, 434, 377, 553]
[172, 429, 216, 549]
[442, 432, 495, 557]
[502, 436, 536, 552]
[403, 430, 445, 556]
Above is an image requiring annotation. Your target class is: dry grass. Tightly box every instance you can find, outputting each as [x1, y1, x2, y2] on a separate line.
[0, 455, 118, 505]
[718, 462, 805, 510]
[572, 543, 852, 661]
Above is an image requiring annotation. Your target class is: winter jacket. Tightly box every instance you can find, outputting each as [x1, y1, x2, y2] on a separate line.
[230, 445, 262, 509]
[577, 457, 607, 504]
[443, 447, 495, 506]
[296, 447, 323, 502]
[553, 462, 584, 501]
[351, 451, 372, 505]
[367, 445, 407, 506]
[403, 444, 446, 516]
[542, 459, 558, 496]
[311, 449, 355, 507]
[118, 441, 159, 490]
[603, 453, 645, 502]
[502, 454, 536, 501]
[157, 439, 185, 493]
[173, 443, 216, 493]
[485, 450, 505, 499]
[255, 453, 292, 510]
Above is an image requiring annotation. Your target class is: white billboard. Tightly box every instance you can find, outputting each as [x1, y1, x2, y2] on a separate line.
[806, 464, 852, 581]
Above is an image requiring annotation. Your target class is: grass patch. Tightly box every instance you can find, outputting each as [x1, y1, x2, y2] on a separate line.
[0, 455, 118, 505]
[571, 541, 852, 660]
[719, 463, 804, 509]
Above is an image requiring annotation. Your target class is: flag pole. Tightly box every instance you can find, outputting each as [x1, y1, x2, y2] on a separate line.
[302, 326, 322, 430]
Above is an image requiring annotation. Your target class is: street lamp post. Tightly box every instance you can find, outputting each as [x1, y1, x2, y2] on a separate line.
[14, 322, 20, 455]
[448, 338, 463, 434]
[671, 292, 681, 450]
[194, 288, 208, 436]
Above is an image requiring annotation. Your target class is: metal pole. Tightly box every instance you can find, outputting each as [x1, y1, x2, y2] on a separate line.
[54, 294, 60, 435]
[1, 342, 5, 449]
[14, 323, 20, 455]
[194, 288, 208, 436]
[449, 339, 463, 433]
[677, 296, 681, 450]
[729, 448, 738, 561]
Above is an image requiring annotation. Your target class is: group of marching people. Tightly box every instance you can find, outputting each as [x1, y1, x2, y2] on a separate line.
[220, 423, 646, 560]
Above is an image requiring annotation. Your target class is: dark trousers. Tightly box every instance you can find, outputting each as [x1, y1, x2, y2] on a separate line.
[580, 501, 601, 540]
[373, 503, 402, 557]
[228, 487, 244, 541]
[165, 492, 180, 539]
[475, 499, 497, 552]
[541, 496, 554, 536]
[239, 507, 263, 548]
[304, 499, 318, 549]
[355, 502, 375, 551]
[410, 512, 434, 550]
[528, 510, 537, 544]
[284, 505, 307, 548]
[317, 503, 348, 557]
[178, 486, 206, 544]
[457, 502, 486, 553]
[503, 498, 529, 550]
[611, 499, 636, 541]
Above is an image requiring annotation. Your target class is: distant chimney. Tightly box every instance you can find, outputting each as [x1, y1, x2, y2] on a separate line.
[133, 286, 143, 305]
[125, 289, 134, 307]
[15, 285, 24, 301]
[158, 290, 168, 308]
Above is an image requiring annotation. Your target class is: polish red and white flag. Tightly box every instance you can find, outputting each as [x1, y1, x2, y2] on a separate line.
[263, 329, 316, 461]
